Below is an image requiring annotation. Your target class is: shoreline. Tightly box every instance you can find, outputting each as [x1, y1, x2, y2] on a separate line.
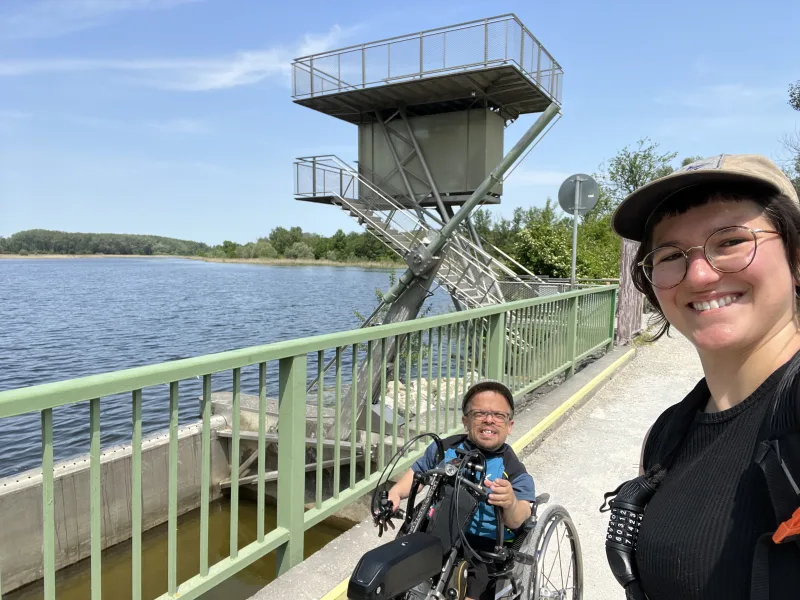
[0, 254, 403, 269]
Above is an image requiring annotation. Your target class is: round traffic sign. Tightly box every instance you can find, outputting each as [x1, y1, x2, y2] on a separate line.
[558, 174, 599, 216]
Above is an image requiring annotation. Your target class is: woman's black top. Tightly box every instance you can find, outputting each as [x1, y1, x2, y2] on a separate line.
[637, 361, 800, 599]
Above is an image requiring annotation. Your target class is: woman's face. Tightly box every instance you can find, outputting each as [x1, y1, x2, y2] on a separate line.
[650, 199, 797, 353]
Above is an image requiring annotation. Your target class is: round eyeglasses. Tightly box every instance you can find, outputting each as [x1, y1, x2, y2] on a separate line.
[466, 410, 511, 424]
[638, 226, 780, 290]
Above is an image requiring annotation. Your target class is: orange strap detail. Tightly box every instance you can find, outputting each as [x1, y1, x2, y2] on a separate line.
[773, 506, 800, 544]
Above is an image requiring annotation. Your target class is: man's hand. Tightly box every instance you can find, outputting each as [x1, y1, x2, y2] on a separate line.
[485, 477, 517, 510]
[388, 489, 402, 512]
[485, 477, 531, 529]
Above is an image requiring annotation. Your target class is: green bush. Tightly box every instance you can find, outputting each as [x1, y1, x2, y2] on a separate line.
[284, 242, 315, 260]
[254, 239, 278, 259]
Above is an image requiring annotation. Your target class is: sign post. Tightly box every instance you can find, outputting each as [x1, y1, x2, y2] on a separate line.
[558, 174, 599, 289]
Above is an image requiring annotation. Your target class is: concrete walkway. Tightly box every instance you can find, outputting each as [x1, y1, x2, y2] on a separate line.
[257, 324, 705, 600]
[523, 329, 702, 599]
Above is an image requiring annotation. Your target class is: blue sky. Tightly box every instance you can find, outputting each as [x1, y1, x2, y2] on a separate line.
[0, 0, 798, 245]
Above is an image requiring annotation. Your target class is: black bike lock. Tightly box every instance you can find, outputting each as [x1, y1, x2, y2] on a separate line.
[603, 475, 656, 591]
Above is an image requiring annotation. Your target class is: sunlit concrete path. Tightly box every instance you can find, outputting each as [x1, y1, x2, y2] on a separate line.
[522, 328, 703, 600]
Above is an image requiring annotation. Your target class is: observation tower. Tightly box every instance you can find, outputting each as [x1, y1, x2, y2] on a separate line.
[292, 14, 563, 311]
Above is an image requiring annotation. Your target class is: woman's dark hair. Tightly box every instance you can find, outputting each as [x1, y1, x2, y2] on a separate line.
[631, 183, 800, 340]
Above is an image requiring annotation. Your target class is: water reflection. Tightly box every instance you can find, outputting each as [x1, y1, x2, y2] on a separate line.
[8, 497, 352, 600]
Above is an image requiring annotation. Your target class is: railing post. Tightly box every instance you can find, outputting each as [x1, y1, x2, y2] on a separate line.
[607, 287, 618, 351]
[484, 19, 489, 66]
[276, 354, 307, 576]
[310, 57, 315, 95]
[312, 157, 317, 196]
[567, 295, 579, 378]
[536, 45, 542, 82]
[419, 33, 423, 76]
[486, 312, 506, 384]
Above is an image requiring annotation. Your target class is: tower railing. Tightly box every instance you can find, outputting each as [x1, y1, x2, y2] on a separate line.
[291, 14, 563, 106]
[294, 156, 545, 307]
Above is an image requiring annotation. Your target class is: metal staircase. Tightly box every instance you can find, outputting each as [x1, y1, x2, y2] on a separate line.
[295, 155, 544, 310]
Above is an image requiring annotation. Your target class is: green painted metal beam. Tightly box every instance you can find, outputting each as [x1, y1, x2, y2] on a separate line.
[131, 390, 143, 600]
[152, 528, 291, 600]
[275, 354, 307, 576]
[486, 312, 506, 382]
[89, 398, 101, 600]
[41, 408, 55, 600]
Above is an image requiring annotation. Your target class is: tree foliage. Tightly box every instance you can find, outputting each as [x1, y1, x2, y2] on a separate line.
[0, 229, 209, 256]
[284, 241, 315, 259]
[790, 81, 800, 112]
[0, 226, 400, 264]
[601, 138, 677, 202]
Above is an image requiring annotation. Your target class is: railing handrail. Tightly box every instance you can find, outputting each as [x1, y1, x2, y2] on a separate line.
[291, 14, 563, 103]
[0, 285, 617, 418]
[293, 14, 552, 63]
[295, 155, 538, 285]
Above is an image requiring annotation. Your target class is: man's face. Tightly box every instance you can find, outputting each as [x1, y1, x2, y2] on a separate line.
[462, 390, 514, 451]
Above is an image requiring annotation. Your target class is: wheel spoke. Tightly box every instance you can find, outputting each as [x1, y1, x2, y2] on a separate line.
[557, 522, 565, 589]
[565, 539, 574, 590]
[543, 520, 560, 588]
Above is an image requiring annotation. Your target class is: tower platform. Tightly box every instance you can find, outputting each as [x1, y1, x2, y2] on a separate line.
[291, 14, 562, 125]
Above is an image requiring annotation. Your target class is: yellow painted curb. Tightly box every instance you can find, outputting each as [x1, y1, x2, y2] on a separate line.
[323, 347, 636, 600]
[511, 347, 636, 454]
[320, 578, 350, 600]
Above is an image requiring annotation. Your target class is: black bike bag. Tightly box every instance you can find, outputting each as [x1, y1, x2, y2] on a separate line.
[347, 532, 443, 600]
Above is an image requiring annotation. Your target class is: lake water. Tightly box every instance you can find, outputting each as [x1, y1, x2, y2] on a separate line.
[0, 257, 452, 477]
[0, 257, 454, 599]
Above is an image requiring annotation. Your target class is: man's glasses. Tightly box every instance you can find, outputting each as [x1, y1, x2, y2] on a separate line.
[467, 410, 511, 424]
[638, 226, 779, 290]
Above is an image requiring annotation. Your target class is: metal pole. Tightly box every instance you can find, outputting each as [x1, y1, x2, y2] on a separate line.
[398, 108, 448, 221]
[375, 110, 425, 219]
[571, 176, 581, 289]
[382, 102, 560, 304]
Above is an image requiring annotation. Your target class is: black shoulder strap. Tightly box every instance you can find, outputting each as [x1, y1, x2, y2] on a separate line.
[642, 382, 708, 488]
[750, 351, 800, 600]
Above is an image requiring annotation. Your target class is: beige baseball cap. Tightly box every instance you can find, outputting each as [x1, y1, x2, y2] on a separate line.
[611, 154, 799, 242]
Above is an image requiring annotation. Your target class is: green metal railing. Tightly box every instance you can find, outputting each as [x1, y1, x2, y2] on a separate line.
[0, 285, 616, 600]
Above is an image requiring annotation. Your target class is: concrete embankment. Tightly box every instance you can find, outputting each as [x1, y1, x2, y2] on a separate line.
[0, 416, 230, 593]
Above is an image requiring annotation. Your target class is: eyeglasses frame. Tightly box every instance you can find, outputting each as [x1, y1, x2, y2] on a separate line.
[466, 409, 512, 424]
[637, 226, 780, 290]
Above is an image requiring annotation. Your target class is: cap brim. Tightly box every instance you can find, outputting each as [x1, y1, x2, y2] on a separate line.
[611, 171, 780, 242]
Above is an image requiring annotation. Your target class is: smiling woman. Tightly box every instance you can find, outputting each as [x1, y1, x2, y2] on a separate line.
[602, 155, 800, 600]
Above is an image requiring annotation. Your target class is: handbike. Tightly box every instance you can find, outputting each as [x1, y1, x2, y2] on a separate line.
[347, 434, 583, 600]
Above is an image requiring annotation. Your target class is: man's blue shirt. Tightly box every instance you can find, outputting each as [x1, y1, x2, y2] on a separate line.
[411, 434, 535, 540]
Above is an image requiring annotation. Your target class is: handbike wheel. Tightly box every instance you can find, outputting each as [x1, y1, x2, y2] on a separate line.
[526, 504, 583, 600]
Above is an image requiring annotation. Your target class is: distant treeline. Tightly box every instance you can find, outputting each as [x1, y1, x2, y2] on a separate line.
[0, 229, 209, 256]
[0, 227, 402, 264]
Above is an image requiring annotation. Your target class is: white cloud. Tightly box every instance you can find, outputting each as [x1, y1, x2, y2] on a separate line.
[0, 25, 355, 91]
[0, 0, 203, 40]
[0, 111, 208, 135]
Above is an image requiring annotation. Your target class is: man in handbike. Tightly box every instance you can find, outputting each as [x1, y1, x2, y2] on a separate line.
[386, 379, 535, 600]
